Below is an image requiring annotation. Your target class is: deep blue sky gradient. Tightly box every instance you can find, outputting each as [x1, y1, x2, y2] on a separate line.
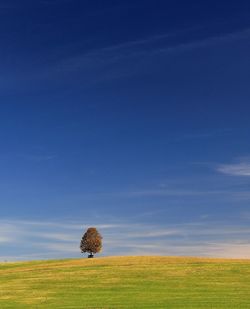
[0, 0, 250, 260]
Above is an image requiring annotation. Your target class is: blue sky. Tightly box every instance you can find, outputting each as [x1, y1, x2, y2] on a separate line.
[1, 0, 250, 260]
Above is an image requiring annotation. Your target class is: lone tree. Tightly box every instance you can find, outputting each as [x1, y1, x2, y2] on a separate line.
[80, 227, 102, 258]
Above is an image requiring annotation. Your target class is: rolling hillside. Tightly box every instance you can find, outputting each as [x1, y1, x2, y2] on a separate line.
[0, 256, 250, 308]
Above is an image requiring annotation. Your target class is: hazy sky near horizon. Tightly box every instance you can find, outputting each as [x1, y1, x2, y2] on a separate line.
[1, 0, 250, 261]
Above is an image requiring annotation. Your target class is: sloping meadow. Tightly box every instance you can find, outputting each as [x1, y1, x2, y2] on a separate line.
[0, 256, 250, 308]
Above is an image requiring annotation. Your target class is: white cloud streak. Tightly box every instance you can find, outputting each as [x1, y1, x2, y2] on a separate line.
[217, 158, 250, 176]
[20, 154, 57, 162]
[0, 219, 250, 261]
[57, 27, 250, 75]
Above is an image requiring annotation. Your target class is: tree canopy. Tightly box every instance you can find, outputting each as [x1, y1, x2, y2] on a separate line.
[80, 227, 102, 257]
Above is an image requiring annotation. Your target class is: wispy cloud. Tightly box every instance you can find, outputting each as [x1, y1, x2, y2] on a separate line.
[119, 243, 250, 259]
[4, 25, 250, 88]
[56, 27, 250, 78]
[217, 158, 250, 176]
[0, 219, 250, 261]
[0, 236, 11, 243]
[114, 188, 228, 198]
[176, 128, 232, 141]
[19, 154, 57, 162]
[84, 186, 249, 201]
[154, 27, 250, 54]
[52, 184, 250, 203]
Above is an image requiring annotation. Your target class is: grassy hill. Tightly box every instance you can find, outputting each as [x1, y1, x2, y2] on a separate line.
[0, 256, 250, 308]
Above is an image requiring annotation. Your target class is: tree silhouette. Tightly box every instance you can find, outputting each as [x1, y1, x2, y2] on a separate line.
[80, 227, 102, 258]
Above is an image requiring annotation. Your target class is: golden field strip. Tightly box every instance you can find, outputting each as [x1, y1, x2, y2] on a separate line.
[0, 256, 250, 308]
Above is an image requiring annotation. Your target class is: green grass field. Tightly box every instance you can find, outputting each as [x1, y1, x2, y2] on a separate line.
[0, 256, 250, 308]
